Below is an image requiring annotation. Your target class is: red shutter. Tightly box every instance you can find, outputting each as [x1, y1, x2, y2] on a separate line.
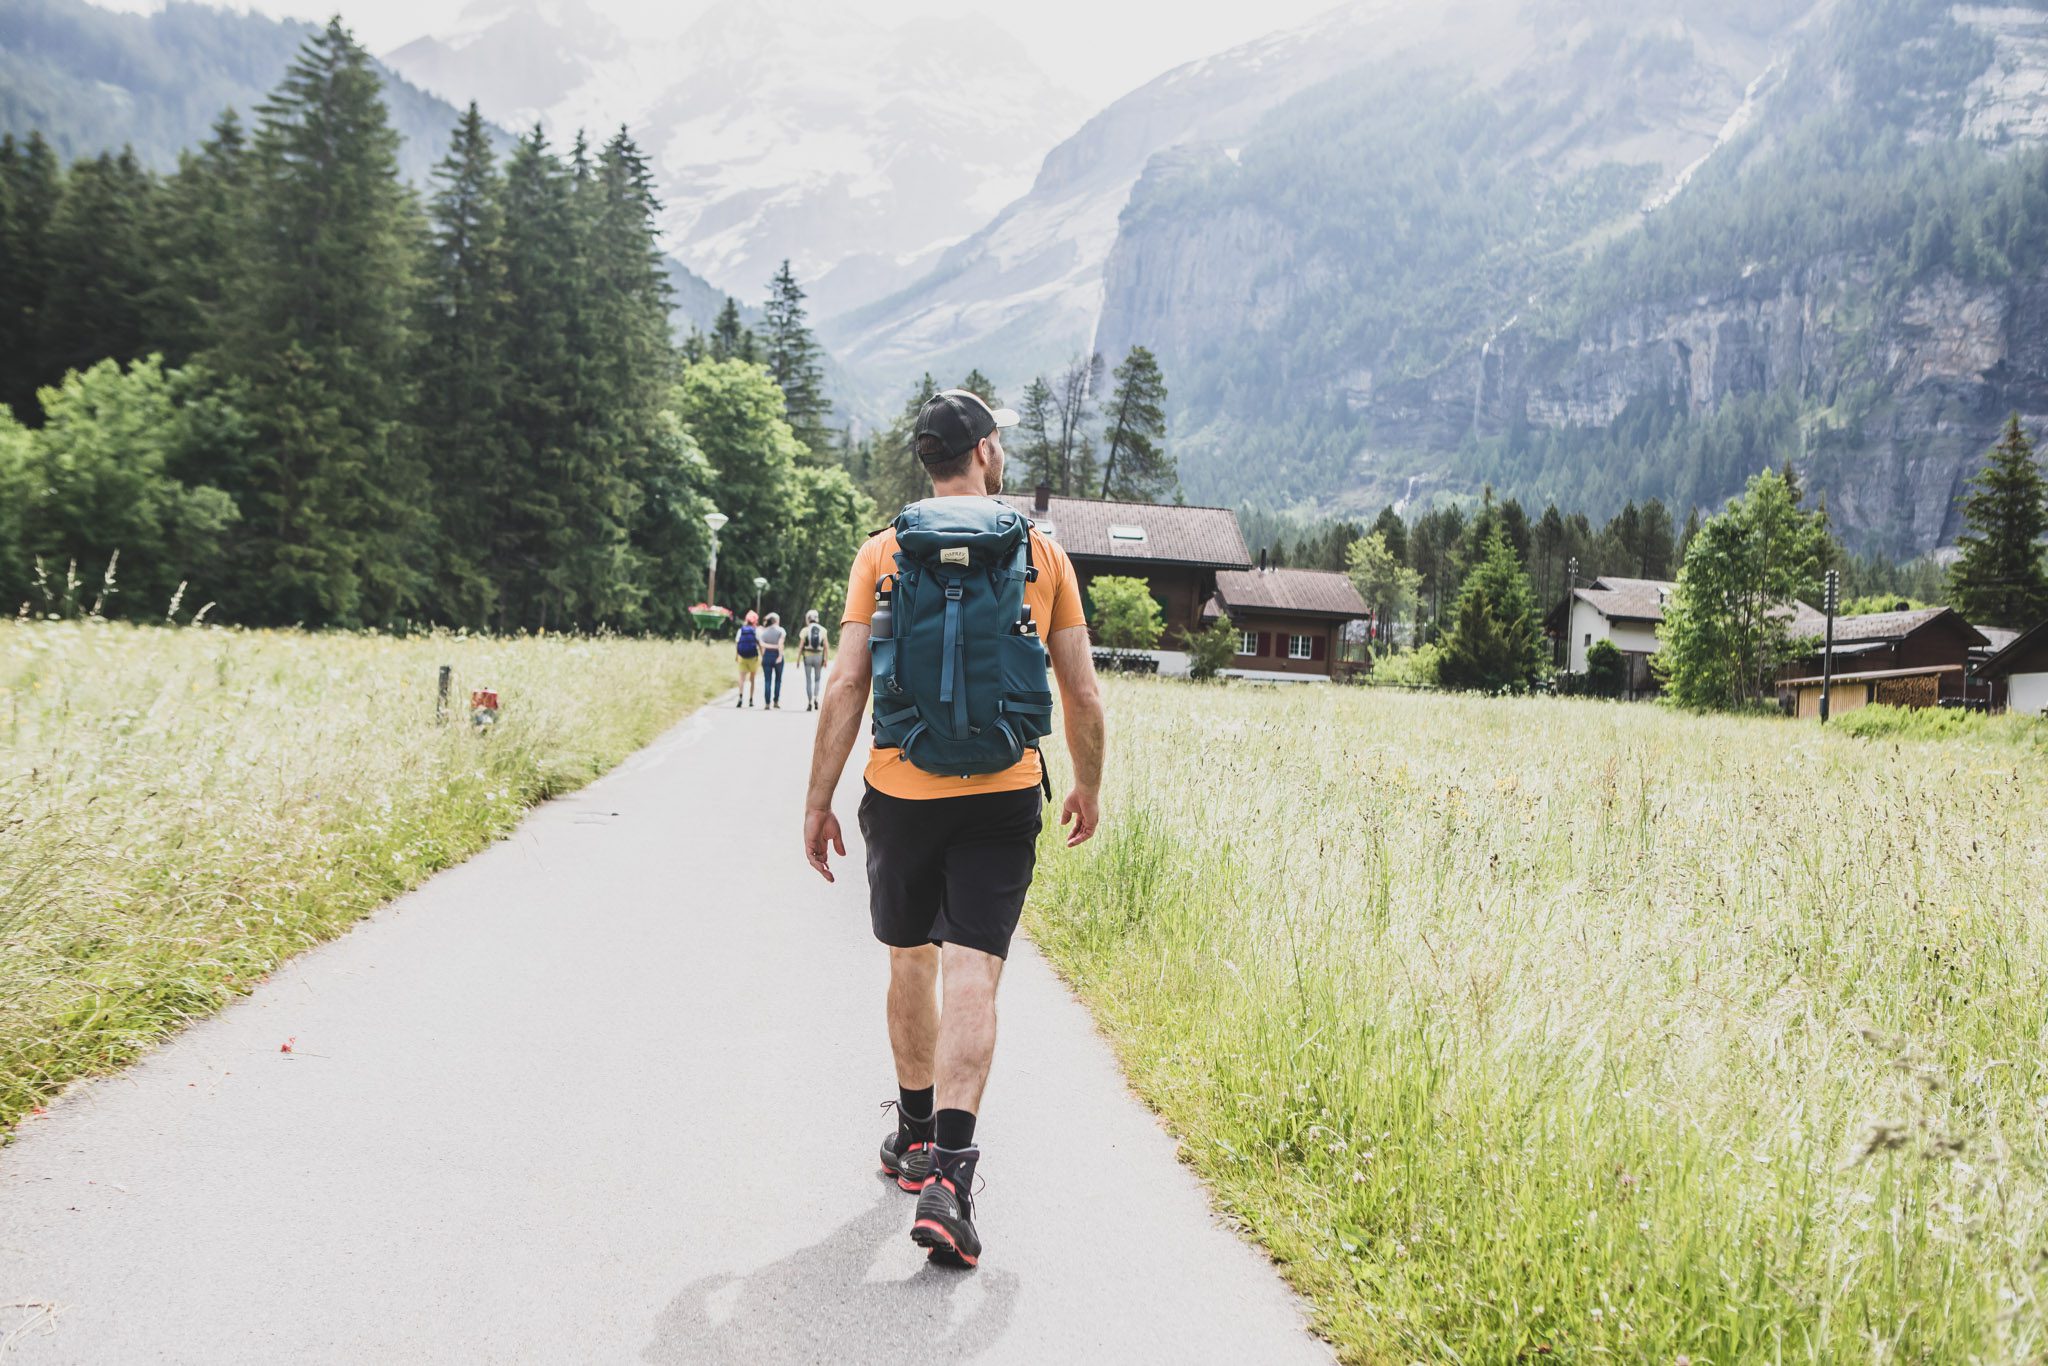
[1255, 632, 1270, 656]
[1312, 634, 1327, 661]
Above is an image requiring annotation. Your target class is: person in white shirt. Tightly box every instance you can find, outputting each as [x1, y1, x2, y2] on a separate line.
[757, 612, 788, 710]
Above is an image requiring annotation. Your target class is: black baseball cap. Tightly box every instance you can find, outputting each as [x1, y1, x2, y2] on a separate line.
[913, 388, 1019, 463]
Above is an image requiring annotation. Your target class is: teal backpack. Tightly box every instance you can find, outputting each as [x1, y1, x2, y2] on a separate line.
[868, 498, 1054, 788]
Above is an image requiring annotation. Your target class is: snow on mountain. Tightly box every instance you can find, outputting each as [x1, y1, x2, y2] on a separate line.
[384, 0, 1088, 317]
[818, 0, 1508, 391]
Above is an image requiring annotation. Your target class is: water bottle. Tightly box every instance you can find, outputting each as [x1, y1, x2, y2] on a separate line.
[871, 580, 892, 640]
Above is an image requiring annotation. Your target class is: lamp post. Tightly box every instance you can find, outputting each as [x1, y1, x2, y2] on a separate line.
[1820, 567, 1840, 724]
[753, 576, 768, 616]
[1563, 555, 1580, 670]
[704, 510, 728, 607]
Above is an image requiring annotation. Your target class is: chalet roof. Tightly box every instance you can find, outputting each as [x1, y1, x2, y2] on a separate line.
[1975, 625, 2022, 654]
[1779, 664, 1965, 686]
[1212, 567, 1370, 618]
[1783, 605, 1989, 648]
[1976, 618, 2048, 680]
[1573, 576, 1678, 624]
[992, 493, 1251, 569]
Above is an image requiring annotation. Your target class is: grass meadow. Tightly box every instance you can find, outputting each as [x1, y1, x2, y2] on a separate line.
[1030, 680, 2048, 1364]
[0, 622, 729, 1133]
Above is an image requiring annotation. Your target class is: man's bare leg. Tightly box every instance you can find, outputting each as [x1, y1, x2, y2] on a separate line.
[934, 942, 1003, 1117]
[887, 944, 939, 1090]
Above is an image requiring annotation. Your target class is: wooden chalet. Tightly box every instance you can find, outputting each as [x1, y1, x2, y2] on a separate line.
[1200, 567, 1371, 681]
[995, 485, 1251, 664]
[1777, 605, 1992, 716]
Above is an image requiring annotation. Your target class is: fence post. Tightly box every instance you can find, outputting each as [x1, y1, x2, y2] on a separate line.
[437, 664, 452, 723]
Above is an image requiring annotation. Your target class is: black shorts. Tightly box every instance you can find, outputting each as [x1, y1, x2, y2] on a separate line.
[858, 783, 1044, 960]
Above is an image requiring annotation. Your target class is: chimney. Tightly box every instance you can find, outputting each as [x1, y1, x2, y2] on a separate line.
[1033, 481, 1051, 513]
[1259, 547, 1268, 572]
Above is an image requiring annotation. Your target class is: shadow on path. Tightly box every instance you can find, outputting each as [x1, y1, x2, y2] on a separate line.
[643, 1186, 1022, 1365]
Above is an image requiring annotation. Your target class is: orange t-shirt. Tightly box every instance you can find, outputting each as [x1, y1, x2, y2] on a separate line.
[842, 513, 1086, 800]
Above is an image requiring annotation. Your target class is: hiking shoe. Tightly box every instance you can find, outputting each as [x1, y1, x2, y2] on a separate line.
[878, 1102, 934, 1192]
[911, 1147, 981, 1268]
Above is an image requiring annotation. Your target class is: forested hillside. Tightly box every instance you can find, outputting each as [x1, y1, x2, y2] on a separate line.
[0, 0, 491, 183]
[1091, 0, 2048, 556]
[0, 0, 740, 335]
[0, 20, 868, 634]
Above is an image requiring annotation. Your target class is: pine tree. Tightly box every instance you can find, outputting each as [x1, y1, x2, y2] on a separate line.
[1372, 504, 1408, 562]
[415, 102, 512, 627]
[1053, 352, 1102, 496]
[761, 260, 831, 459]
[1438, 526, 1546, 691]
[1097, 345, 1173, 501]
[1637, 498, 1677, 578]
[1016, 376, 1059, 491]
[497, 124, 583, 629]
[212, 18, 428, 626]
[958, 370, 1002, 410]
[563, 126, 678, 627]
[149, 110, 247, 365]
[39, 147, 160, 392]
[1499, 497, 1532, 566]
[0, 133, 62, 421]
[861, 373, 941, 516]
[1948, 414, 2048, 626]
[710, 297, 757, 363]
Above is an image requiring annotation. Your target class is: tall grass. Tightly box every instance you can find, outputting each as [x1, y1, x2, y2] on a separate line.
[1031, 681, 2048, 1364]
[0, 622, 729, 1132]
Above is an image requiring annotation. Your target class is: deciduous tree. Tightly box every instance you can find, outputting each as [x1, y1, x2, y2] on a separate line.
[1658, 467, 1832, 710]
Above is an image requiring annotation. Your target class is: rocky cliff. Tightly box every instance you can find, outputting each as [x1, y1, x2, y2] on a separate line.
[1466, 260, 2048, 552]
[1085, 0, 2048, 554]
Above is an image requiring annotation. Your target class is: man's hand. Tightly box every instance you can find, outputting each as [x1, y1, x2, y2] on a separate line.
[1059, 787, 1100, 848]
[805, 807, 846, 881]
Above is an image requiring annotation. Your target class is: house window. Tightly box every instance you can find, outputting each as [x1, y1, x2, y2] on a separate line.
[1584, 633, 1593, 649]
[1237, 629, 1258, 656]
[1288, 634, 1313, 660]
[1108, 524, 1147, 542]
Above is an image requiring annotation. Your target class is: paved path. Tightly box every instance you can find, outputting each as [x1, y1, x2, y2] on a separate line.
[0, 691, 1331, 1364]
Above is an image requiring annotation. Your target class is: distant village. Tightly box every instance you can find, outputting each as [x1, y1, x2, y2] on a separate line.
[1019, 483, 2048, 717]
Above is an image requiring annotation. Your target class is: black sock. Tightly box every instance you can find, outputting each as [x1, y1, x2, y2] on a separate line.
[935, 1108, 976, 1151]
[898, 1085, 934, 1126]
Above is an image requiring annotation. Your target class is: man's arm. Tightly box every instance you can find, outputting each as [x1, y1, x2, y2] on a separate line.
[1045, 624, 1104, 847]
[803, 621, 871, 881]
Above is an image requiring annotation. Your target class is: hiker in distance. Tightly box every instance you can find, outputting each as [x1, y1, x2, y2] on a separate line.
[759, 611, 788, 710]
[804, 388, 1106, 1270]
[798, 609, 830, 711]
[734, 610, 761, 708]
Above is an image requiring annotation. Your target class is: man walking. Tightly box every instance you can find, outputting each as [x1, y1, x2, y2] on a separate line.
[804, 389, 1105, 1270]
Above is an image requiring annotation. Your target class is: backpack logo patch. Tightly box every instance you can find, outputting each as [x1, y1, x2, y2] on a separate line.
[939, 546, 970, 565]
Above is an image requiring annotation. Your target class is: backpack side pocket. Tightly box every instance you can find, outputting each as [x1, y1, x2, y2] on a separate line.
[996, 634, 1054, 743]
[869, 637, 918, 748]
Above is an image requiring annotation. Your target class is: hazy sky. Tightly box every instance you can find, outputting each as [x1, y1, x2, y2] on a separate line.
[90, 0, 1346, 104]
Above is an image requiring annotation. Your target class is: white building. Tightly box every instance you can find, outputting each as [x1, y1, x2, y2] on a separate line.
[1979, 619, 2048, 716]
[1560, 576, 1676, 695]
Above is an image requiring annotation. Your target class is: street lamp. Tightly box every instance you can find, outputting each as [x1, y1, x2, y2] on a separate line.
[704, 510, 728, 606]
[1820, 568, 1840, 724]
[753, 576, 768, 616]
[1563, 555, 1580, 670]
